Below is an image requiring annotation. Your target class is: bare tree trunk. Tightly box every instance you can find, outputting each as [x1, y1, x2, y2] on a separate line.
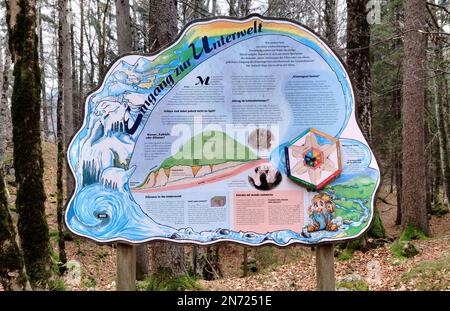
[79, 0, 85, 123]
[433, 67, 450, 207]
[57, 0, 69, 270]
[131, 0, 139, 50]
[148, 0, 185, 277]
[116, 0, 133, 55]
[425, 114, 432, 215]
[181, 0, 188, 25]
[38, 1, 50, 141]
[116, 0, 150, 280]
[48, 0, 58, 142]
[433, 139, 442, 202]
[190, 246, 198, 276]
[85, 1, 95, 88]
[0, 47, 12, 162]
[401, 0, 429, 234]
[238, 0, 251, 16]
[203, 246, 222, 279]
[57, 38, 68, 275]
[211, 0, 217, 16]
[71, 0, 80, 131]
[97, 0, 110, 79]
[444, 77, 450, 155]
[346, 0, 372, 143]
[7, 0, 52, 287]
[149, 242, 185, 276]
[395, 157, 402, 225]
[390, 152, 394, 194]
[229, 0, 237, 16]
[148, 0, 178, 51]
[59, 0, 75, 202]
[323, 0, 337, 47]
[135, 245, 150, 280]
[0, 41, 2, 86]
[394, 90, 402, 225]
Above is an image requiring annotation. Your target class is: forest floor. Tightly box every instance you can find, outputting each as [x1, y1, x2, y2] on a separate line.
[3, 142, 450, 291]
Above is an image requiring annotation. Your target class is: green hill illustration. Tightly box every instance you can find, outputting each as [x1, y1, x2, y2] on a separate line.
[135, 131, 258, 189]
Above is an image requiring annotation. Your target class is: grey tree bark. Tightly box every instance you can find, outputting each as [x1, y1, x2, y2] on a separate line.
[96, 0, 110, 79]
[323, 0, 336, 47]
[85, 2, 95, 88]
[70, 0, 79, 131]
[38, 1, 50, 141]
[346, 0, 372, 143]
[148, 0, 178, 51]
[60, 0, 75, 199]
[432, 56, 450, 208]
[0, 47, 12, 164]
[148, 0, 185, 277]
[79, 0, 85, 125]
[211, 0, 217, 16]
[401, 0, 429, 234]
[116, 0, 133, 55]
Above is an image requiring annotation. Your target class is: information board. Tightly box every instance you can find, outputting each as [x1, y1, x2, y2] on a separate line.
[66, 15, 380, 246]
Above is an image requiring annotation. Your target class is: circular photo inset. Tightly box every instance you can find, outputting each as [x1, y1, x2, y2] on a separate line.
[248, 128, 273, 151]
[248, 164, 282, 191]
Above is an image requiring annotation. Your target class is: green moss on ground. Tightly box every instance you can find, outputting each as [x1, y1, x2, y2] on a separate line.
[399, 224, 428, 242]
[390, 224, 427, 259]
[337, 248, 353, 261]
[402, 252, 450, 290]
[336, 278, 369, 291]
[390, 241, 419, 258]
[48, 278, 67, 291]
[137, 268, 202, 291]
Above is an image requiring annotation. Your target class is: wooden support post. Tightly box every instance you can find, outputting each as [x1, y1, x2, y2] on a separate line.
[116, 243, 136, 291]
[316, 244, 335, 291]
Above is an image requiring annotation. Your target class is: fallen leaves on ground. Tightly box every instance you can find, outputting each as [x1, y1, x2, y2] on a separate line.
[199, 236, 450, 291]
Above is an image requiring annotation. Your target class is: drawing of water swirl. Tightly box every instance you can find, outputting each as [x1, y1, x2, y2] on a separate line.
[67, 183, 178, 241]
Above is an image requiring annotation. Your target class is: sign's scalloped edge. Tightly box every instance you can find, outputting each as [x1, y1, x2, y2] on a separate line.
[64, 13, 382, 247]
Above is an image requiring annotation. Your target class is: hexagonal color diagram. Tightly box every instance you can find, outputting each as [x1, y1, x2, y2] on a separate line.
[285, 128, 342, 190]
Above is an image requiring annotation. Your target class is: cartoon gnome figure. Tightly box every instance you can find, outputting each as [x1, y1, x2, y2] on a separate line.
[306, 193, 338, 232]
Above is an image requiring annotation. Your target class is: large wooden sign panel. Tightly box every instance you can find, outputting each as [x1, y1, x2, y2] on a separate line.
[66, 15, 380, 246]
